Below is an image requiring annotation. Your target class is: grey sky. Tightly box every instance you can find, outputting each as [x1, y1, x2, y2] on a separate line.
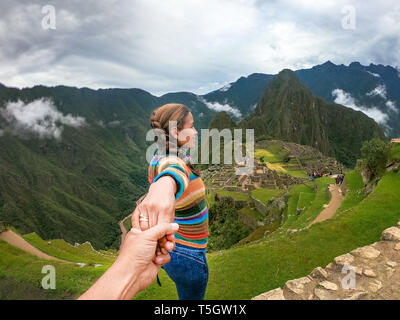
[0, 0, 399, 96]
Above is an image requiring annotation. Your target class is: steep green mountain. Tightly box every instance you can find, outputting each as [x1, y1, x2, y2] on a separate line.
[0, 85, 217, 249]
[202, 61, 400, 138]
[240, 69, 386, 167]
[208, 111, 238, 131]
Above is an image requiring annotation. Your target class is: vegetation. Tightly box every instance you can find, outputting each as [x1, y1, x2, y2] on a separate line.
[361, 138, 390, 179]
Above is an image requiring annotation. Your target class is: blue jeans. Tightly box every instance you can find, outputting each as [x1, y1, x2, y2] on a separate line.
[162, 243, 209, 300]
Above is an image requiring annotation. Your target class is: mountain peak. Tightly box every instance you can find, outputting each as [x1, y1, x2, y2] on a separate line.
[349, 61, 363, 68]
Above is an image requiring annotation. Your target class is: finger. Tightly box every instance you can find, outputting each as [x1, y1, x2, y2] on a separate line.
[139, 206, 150, 231]
[131, 207, 140, 230]
[155, 253, 171, 265]
[145, 222, 179, 241]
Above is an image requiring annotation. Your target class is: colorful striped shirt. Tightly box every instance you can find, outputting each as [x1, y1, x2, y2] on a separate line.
[148, 149, 209, 249]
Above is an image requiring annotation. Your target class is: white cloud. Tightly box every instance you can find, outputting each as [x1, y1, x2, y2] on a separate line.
[0, 98, 86, 140]
[367, 84, 387, 99]
[386, 100, 398, 113]
[197, 97, 242, 119]
[367, 71, 380, 78]
[0, 1, 399, 94]
[219, 83, 232, 92]
[332, 88, 389, 126]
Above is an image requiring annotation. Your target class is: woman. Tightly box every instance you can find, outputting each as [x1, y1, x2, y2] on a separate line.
[132, 103, 209, 300]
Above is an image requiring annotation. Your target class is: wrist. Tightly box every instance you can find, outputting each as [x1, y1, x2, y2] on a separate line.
[112, 257, 141, 299]
[153, 175, 177, 195]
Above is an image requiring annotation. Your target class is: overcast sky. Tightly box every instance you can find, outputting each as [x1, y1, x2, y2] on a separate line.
[0, 0, 399, 96]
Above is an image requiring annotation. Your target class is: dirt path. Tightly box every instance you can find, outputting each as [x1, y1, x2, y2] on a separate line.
[0, 230, 70, 263]
[307, 184, 344, 228]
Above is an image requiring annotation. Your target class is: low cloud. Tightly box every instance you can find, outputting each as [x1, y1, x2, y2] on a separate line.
[367, 84, 387, 99]
[0, 98, 86, 140]
[332, 88, 390, 133]
[197, 96, 242, 119]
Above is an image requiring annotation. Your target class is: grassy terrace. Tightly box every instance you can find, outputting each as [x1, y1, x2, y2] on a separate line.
[1, 168, 399, 300]
[251, 187, 282, 204]
[136, 169, 400, 299]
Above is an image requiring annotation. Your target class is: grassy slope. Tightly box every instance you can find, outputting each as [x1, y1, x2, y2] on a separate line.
[0, 239, 109, 299]
[136, 170, 400, 300]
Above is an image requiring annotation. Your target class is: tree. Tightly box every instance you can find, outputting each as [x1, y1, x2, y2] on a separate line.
[360, 138, 390, 179]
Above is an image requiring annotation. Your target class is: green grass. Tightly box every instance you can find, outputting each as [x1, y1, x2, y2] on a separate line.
[0, 239, 110, 299]
[254, 149, 280, 163]
[390, 143, 400, 161]
[136, 170, 400, 300]
[297, 192, 315, 209]
[215, 189, 250, 201]
[335, 171, 365, 216]
[251, 188, 282, 204]
[23, 233, 117, 265]
[239, 206, 264, 221]
[279, 177, 334, 234]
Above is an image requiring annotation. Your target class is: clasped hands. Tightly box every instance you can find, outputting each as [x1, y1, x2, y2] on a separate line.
[131, 175, 178, 266]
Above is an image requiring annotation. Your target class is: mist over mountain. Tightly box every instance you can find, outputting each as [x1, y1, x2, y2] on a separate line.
[204, 61, 400, 139]
[239, 69, 386, 167]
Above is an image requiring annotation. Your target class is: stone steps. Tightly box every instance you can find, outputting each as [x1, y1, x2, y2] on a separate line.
[252, 223, 400, 300]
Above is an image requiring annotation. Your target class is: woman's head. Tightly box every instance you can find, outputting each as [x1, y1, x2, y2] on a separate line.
[150, 103, 198, 150]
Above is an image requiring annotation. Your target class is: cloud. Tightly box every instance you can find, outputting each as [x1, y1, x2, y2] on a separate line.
[0, 1, 399, 95]
[0, 98, 86, 140]
[197, 97, 242, 119]
[332, 88, 390, 128]
[367, 84, 387, 99]
[386, 100, 398, 113]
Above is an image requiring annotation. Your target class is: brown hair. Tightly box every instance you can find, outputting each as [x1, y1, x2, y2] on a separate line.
[150, 103, 201, 177]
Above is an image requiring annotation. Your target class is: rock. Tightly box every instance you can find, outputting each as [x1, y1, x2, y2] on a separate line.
[319, 281, 338, 291]
[363, 269, 377, 278]
[345, 291, 368, 300]
[284, 277, 311, 295]
[334, 253, 354, 266]
[395, 243, 400, 251]
[351, 246, 380, 259]
[386, 261, 397, 268]
[385, 267, 395, 278]
[286, 229, 298, 236]
[76, 262, 86, 268]
[314, 288, 334, 300]
[368, 280, 382, 293]
[381, 227, 400, 241]
[252, 288, 285, 300]
[311, 267, 328, 279]
[354, 266, 363, 275]
[325, 262, 334, 270]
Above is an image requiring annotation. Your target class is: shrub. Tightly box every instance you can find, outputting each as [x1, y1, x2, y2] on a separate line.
[360, 138, 390, 179]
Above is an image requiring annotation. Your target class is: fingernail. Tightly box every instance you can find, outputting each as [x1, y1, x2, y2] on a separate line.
[171, 223, 179, 229]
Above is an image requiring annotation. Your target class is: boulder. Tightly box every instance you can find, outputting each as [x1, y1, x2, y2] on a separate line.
[252, 288, 285, 300]
[381, 227, 400, 241]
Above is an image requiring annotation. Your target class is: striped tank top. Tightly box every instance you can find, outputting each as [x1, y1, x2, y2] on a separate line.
[148, 149, 209, 250]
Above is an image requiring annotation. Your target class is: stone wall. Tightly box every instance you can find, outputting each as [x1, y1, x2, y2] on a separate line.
[252, 222, 400, 300]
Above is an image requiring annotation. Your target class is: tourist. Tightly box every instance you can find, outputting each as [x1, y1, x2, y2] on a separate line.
[131, 103, 209, 300]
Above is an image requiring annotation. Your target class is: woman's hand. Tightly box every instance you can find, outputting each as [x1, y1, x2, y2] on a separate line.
[132, 175, 177, 257]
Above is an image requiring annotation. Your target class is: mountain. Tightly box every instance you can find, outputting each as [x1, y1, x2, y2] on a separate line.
[240, 69, 386, 167]
[0, 84, 217, 249]
[204, 61, 400, 138]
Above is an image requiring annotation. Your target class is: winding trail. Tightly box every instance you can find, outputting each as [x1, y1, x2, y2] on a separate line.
[0, 229, 70, 263]
[307, 183, 344, 228]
